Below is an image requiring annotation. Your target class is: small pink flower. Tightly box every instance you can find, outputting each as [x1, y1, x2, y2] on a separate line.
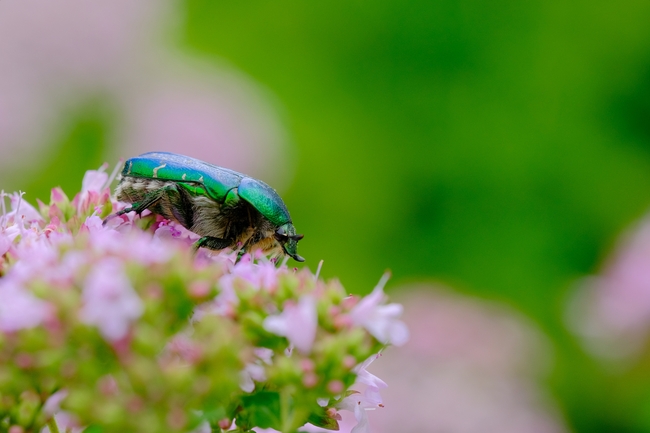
[221, 259, 281, 294]
[240, 362, 267, 393]
[0, 280, 51, 332]
[81, 166, 108, 195]
[336, 391, 377, 433]
[353, 354, 387, 401]
[263, 296, 317, 354]
[43, 390, 68, 415]
[0, 235, 11, 256]
[349, 275, 409, 346]
[79, 258, 143, 341]
[8, 192, 43, 224]
[74, 167, 109, 214]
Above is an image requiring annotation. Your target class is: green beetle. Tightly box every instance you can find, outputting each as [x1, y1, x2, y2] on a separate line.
[104, 152, 304, 262]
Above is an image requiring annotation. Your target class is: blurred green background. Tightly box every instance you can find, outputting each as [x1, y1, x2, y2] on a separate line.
[4, 0, 650, 431]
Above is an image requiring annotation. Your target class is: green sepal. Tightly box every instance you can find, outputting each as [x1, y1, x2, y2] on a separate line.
[306, 406, 340, 431]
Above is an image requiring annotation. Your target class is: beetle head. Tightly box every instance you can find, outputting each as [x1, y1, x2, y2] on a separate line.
[275, 223, 305, 262]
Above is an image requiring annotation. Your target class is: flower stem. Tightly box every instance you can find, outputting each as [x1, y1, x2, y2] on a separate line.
[47, 417, 61, 433]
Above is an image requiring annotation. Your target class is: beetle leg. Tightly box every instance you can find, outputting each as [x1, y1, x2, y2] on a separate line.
[103, 185, 176, 226]
[193, 236, 233, 253]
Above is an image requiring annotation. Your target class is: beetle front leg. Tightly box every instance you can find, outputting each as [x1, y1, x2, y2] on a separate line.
[103, 185, 175, 226]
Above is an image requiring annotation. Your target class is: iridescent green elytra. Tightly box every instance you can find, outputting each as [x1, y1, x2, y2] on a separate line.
[104, 152, 304, 262]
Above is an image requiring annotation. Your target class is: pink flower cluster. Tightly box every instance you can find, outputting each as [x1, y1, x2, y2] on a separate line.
[0, 168, 408, 433]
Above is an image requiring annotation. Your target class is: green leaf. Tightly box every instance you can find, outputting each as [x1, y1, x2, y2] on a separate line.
[239, 391, 282, 430]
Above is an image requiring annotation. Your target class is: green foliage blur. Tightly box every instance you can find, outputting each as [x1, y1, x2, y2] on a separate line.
[6, 1, 650, 431]
[178, 2, 650, 432]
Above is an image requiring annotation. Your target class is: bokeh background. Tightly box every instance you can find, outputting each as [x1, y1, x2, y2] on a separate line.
[2, 1, 650, 432]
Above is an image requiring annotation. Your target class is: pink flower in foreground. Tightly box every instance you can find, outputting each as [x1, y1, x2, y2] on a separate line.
[8, 192, 43, 224]
[221, 257, 280, 293]
[79, 257, 143, 341]
[349, 274, 409, 347]
[0, 279, 51, 332]
[264, 296, 317, 354]
[74, 167, 110, 214]
[0, 228, 19, 256]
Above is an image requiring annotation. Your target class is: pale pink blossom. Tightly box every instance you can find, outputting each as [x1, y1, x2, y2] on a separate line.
[9, 241, 61, 283]
[0, 234, 11, 256]
[85, 220, 173, 266]
[349, 275, 409, 347]
[336, 392, 374, 433]
[264, 296, 317, 354]
[353, 354, 387, 402]
[220, 258, 280, 294]
[0, 280, 51, 332]
[80, 167, 108, 195]
[74, 167, 110, 214]
[41, 412, 83, 433]
[79, 258, 143, 341]
[8, 192, 43, 224]
[306, 355, 387, 433]
[208, 259, 282, 316]
[568, 217, 650, 359]
[240, 362, 267, 393]
[153, 220, 200, 248]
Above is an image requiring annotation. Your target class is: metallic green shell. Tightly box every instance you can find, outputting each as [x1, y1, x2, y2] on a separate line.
[123, 152, 292, 226]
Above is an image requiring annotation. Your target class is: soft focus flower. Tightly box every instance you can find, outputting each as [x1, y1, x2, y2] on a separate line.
[568, 216, 650, 360]
[79, 258, 143, 341]
[0, 279, 51, 332]
[8, 192, 43, 224]
[264, 295, 318, 354]
[349, 273, 409, 346]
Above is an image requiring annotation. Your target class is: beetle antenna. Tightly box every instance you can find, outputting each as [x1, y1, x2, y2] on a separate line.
[315, 260, 324, 280]
[104, 158, 124, 191]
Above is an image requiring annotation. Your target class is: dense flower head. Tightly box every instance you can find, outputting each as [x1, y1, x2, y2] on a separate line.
[0, 168, 407, 433]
